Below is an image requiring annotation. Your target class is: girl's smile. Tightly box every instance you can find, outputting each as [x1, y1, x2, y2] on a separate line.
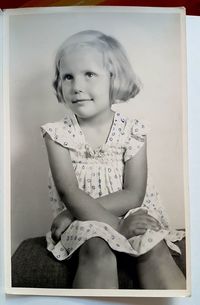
[59, 46, 112, 120]
[71, 97, 94, 104]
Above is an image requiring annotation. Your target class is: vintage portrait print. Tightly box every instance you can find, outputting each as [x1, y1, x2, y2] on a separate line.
[4, 7, 190, 297]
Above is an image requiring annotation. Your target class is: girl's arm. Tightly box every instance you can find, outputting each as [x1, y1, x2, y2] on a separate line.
[44, 134, 120, 231]
[97, 139, 147, 216]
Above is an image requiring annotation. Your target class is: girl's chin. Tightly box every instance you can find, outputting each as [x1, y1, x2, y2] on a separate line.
[74, 111, 96, 120]
[63, 103, 92, 116]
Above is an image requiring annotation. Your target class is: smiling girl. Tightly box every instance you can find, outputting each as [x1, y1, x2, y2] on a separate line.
[41, 30, 185, 289]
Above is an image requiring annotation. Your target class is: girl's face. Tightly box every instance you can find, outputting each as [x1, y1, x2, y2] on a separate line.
[59, 46, 111, 119]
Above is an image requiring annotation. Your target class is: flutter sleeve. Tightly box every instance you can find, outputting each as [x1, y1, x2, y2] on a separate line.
[40, 118, 76, 150]
[124, 119, 149, 162]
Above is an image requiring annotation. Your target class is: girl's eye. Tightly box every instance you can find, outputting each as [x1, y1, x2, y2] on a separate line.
[85, 72, 96, 78]
[63, 74, 73, 81]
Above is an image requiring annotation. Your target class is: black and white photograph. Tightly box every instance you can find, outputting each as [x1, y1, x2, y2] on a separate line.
[4, 6, 190, 297]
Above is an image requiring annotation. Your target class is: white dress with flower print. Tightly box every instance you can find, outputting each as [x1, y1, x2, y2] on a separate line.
[41, 111, 185, 261]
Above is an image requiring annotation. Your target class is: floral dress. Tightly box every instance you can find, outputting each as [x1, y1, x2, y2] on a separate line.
[41, 111, 185, 261]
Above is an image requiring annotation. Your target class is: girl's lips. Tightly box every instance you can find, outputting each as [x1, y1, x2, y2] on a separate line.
[72, 99, 93, 104]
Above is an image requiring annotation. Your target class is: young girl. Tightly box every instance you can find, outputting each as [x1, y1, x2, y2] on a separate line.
[41, 30, 186, 289]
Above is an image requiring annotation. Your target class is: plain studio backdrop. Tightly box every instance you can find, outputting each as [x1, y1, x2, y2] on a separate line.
[7, 8, 187, 254]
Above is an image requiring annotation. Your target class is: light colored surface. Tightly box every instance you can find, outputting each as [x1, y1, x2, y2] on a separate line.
[0, 8, 199, 305]
[6, 8, 186, 254]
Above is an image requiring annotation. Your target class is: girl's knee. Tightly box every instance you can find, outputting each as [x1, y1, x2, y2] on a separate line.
[79, 237, 116, 265]
[138, 240, 171, 263]
[137, 240, 186, 289]
[152, 240, 172, 258]
[150, 240, 169, 255]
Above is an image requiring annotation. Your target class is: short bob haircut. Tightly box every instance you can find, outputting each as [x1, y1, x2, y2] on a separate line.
[53, 30, 141, 104]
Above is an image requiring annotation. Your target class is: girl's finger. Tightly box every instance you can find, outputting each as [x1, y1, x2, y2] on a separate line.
[135, 215, 160, 228]
[128, 209, 147, 219]
[146, 219, 161, 230]
[147, 214, 160, 222]
[133, 222, 148, 230]
[133, 209, 148, 216]
[134, 228, 147, 236]
[143, 214, 160, 225]
[51, 227, 61, 242]
[136, 216, 157, 227]
[51, 230, 57, 242]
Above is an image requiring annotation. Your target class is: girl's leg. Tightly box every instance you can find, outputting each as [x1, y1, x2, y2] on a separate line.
[137, 241, 186, 289]
[73, 237, 118, 289]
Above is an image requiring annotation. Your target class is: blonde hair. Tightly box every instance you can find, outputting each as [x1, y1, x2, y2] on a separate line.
[53, 30, 141, 104]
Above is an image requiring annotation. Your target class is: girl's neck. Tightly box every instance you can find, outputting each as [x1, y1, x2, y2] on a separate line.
[75, 109, 115, 149]
[76, 109, 114, 128]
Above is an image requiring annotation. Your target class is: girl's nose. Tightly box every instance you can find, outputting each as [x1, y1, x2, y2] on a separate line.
[73, 77, 84, 94]
[74, 88, 83, 94]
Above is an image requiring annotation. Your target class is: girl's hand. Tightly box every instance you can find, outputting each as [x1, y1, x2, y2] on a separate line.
[51, 210, 74, 242]
[119, 209, 161, 239]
